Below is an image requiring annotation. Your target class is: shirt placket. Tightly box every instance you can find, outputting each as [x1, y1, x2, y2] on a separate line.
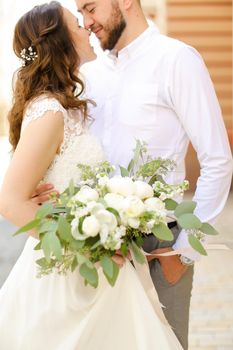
[102, 59, 121, 159]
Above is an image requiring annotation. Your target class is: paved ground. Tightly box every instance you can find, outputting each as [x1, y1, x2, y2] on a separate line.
[189, 192, 233, 350]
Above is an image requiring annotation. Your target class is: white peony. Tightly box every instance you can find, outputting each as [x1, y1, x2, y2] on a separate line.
[99, 225, 110, 245]
[104, 193, 124, 211]
[95, 210, 118, 231]
[75, 186, 99, 204]
[82, 215, 100, 237]
[71, 217, 87, 240]
[123, 195, 145, 218]
[107, 177, 135, 196]
[133, 180, 154, 199]
[144, 197, 165, 212]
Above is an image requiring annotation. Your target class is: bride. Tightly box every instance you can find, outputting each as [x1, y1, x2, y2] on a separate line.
[0, 2, 182, 349]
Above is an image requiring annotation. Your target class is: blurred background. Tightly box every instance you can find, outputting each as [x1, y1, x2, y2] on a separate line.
[0, 0, 232, 349]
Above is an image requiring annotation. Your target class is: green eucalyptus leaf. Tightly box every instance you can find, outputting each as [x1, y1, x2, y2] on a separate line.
[119, 166, 129, 177]
[36, 257, 53, 268]
[76, 252, 88, 265]
[174, 201, 197, 217]
[34, 241, 42, 250]
[104, 259, 119, 287]
[164, 199, 178, 211]
[120, 242, 129, 257]
[36, 203, 54, 219]
[41, 231, 62, 262]
[130, 241, 146, 264]
[58, 216, 72, 242]
[127, 159, 134, 172]
[38, 220, 58, 235]
[52, 207, 66, 214]
[14, 218, 41, 236]
[177, 213, 202, 230]
[100, 256, 114, 279]
[70, 239, 85, 250]
[188, 234, 207, 256]
[152, 223, 174, 241]
[79, 263, 98, 288]
[200, 223, 219, 236]
[71, 257, 78, 272]
[148, 174, 157, 186]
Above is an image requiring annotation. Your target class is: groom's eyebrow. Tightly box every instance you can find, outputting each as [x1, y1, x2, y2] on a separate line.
[77, 2, 95, 12]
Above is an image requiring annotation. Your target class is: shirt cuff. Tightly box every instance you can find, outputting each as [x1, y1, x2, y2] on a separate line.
[172, 229, 201, 262]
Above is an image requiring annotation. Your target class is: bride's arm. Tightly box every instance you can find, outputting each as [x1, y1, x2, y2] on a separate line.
[0, 111, 64, 237]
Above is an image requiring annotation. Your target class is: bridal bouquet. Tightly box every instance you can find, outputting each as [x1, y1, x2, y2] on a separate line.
[15, 141, 218, 288]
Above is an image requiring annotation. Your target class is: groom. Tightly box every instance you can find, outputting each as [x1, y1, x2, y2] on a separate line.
[75, 0, 232, 348]
[36, 0, 232, 348]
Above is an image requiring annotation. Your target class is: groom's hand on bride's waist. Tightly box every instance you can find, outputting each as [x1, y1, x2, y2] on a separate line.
[148, 247, 188, 285]
[31, 183, 59, 205]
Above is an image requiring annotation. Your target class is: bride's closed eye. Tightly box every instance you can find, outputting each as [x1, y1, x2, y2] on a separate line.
[76, 18, 83, 29]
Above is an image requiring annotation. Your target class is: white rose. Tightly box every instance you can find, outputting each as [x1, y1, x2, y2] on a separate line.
[82, 215, 100, 237]
[95, 209, 118, 231]
[128, 217, 140, 229]
[123, 196, 145, 218]
[104, 193, 124, 211]
[75, 186, 99, 204]
[107, 177, 134, 196]
[133, 180, 154, 199]
[144, 197, 165, 212]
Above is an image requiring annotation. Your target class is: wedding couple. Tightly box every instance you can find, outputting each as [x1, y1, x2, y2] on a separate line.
[0, 0, 232, 349]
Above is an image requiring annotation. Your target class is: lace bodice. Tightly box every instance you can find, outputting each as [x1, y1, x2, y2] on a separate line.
[21, 95, 105, 192]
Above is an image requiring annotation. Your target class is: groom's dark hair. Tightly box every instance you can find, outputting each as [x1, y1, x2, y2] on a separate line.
[8, 1, 92, 150]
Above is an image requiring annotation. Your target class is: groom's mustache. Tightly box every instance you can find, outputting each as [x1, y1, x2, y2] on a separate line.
[90, 25, 103, 35]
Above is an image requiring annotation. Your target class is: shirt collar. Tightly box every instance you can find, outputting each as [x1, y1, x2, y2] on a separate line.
[107, 24, 160, 63]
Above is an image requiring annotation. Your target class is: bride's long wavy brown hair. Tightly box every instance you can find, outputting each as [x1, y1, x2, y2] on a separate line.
[8, 1, 92, 151]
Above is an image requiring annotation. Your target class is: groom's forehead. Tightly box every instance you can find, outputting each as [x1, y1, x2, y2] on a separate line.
[76, 0, 97, 11]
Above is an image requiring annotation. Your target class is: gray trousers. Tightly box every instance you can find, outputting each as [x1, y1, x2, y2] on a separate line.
[142, 224, 194, 350]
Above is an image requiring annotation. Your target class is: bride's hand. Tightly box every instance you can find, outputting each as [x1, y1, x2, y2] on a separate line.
[31, 183, 59, 204]
[112, 253, 125, 267]
[111, 249, 132, 267]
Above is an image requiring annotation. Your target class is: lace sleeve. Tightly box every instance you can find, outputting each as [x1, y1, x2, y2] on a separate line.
[21, 95, 67, 132]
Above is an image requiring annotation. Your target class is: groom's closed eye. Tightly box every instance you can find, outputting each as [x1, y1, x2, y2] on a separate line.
[81, 2, 96, 14]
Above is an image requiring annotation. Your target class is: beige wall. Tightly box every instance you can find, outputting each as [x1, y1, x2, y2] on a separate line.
[166, 0, 232, 190]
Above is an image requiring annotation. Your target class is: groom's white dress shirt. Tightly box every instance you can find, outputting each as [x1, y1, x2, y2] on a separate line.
[81, 25, 233, 260]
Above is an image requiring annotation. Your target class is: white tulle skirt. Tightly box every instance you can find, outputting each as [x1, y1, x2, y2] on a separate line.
[0, 237, 182, 350]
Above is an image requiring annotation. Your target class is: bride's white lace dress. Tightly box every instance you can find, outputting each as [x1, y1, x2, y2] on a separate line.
[0, 96, 182, 350]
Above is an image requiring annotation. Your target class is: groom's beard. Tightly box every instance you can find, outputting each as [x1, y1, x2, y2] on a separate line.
[100, 5, 126, 50]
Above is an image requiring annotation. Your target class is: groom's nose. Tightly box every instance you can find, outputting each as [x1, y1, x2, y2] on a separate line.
[83, 15, 95, 30]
